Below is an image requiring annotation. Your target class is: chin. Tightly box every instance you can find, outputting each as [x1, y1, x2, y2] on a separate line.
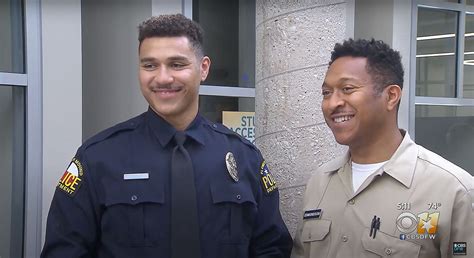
[333, 134, 352, 146]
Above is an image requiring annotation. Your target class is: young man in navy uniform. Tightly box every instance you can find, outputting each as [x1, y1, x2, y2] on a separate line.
[41, 14, 292, 258]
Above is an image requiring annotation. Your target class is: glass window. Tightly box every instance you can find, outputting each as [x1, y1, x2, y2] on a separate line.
[415, 105, 474, 175]
[416, 8, 458, 97]
[199, 95, 254, 123]
[0, 86, 25, 257]
[464, 14, 474, 98]
[0, 0, 24, 73]
[193, 0, 255, 88]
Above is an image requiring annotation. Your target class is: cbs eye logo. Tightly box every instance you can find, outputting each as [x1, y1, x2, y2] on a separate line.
[396, 212, 440, 234]
[396, 212, 418, 233]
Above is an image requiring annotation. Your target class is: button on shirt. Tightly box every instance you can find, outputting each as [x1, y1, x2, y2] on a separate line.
[292, 130, 474, 258]
[41, 109, 292, 258]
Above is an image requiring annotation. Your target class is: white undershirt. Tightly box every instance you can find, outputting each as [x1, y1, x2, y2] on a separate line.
[351, 161, 387, 192]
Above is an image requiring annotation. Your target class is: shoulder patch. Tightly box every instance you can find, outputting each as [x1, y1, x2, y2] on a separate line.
[57, 157, 84, 196]
[260, 160, 278, 194]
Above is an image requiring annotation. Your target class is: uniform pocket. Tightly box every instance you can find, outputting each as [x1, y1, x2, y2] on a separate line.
[211, 181, 257, 257]
[102, 179, 165, 247]
[301, 219, 331, 257]
[361, 228, 421, 257]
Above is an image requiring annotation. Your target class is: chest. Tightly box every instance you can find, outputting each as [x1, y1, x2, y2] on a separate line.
[305, 173, 454, 239]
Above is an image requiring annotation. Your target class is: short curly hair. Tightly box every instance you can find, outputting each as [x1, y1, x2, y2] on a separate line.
[330, 38, 404, 93]
[138, 14, 204, 57]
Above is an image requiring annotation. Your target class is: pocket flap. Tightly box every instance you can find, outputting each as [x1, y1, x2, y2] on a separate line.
[361, 228, 421, 256]
[104, 179, 164, 206]
[210, 181, 256, 205]
[301, 219, 331, 242]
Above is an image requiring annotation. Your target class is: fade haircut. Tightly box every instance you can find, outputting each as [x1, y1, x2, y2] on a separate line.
[329, 38, 404, 94]
[138, 14, 204, 58]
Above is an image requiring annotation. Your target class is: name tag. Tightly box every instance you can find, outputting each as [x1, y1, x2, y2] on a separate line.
[304, 209, 322, 220]
[123, 173, 149, 180]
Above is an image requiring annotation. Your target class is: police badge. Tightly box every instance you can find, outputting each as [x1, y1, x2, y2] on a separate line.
[225, 152, 238, 182]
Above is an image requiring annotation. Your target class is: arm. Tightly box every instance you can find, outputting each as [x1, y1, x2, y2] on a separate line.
[41, 154, 100, 258]
[291, 216, 305, 258]
[445, 188, 474, 258]
[249, 160, 293, 258]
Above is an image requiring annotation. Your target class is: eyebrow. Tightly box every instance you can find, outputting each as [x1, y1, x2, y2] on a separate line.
[140, 56, 190, 63]
[322, 77, 357, 87]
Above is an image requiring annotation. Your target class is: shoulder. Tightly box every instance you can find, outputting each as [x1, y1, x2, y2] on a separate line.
[305, 152, 349, 193]
[78, 112, 145, 154]
[203, 119, 261, 155]
[417, 144, 474, 191]
[310, 152, 349, 180]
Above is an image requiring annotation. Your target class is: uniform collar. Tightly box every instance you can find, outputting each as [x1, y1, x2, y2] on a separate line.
[322, 130, 417, 188]
[382, 130, 418, 188]
[145, 107, 206, 147]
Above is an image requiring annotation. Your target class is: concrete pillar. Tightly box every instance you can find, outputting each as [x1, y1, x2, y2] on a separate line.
[255, 0, 351, 235]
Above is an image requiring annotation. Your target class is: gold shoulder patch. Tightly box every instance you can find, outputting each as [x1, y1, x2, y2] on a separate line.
[260, 160, 277, 194]
[57, 157, 84, 196]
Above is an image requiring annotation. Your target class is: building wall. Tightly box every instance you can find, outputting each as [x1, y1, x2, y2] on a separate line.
[256, 0, 351, 236]
[41, 0, 83, 243]
[82, 0, 151, 140]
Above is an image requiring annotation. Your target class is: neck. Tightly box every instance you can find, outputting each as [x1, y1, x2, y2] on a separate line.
[169, 111, 198, 131]
[150, 107, 198, 131]
[350, 127, 403, 164]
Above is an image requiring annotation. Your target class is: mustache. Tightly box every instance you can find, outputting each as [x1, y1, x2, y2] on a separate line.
[149, 85, 181, 91]
[330, 107, 348, 115]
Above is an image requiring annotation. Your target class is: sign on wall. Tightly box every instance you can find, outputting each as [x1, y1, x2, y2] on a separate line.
[222, 111, 255, 144]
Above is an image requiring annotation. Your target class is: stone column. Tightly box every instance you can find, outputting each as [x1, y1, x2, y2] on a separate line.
[255, 0, 349, 235]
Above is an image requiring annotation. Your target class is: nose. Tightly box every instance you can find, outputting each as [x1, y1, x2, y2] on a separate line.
[324, 91, 345, 111]
[153, 66, 174, 85]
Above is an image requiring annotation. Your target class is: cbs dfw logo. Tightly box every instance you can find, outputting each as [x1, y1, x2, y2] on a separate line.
[453, 242, 467, 255]
[396, 211, 440, 240]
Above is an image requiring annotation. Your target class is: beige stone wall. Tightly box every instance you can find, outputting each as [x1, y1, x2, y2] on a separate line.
[255, 0, 349, 236]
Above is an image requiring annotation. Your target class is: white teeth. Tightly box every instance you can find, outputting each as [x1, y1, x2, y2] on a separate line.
[334, 115, 353, 123]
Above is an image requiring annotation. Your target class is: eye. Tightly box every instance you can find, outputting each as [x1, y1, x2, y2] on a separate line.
[321, 89, 332, 97]
[170, 62, 186, 69]
[342, 86, 355, 93]
[141, 63, 156, 71]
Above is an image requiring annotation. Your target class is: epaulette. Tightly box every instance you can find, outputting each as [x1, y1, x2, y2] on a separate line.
[78, 113, 144, 152]
[206, 121, 259, 153]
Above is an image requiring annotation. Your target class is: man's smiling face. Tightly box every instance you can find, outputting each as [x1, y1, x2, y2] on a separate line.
[321, 56, 388, 149]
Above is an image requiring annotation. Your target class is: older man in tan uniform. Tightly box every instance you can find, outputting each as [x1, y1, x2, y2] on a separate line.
[292, 39, 474, 258]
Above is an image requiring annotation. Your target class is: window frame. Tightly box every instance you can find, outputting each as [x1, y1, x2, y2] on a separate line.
[410, 0, 474, 136]
[183, 0, 256, 100]
[0, 0, 45, 256]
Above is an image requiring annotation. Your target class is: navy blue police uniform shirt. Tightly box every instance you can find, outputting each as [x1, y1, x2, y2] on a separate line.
[41, 108, 292, 258]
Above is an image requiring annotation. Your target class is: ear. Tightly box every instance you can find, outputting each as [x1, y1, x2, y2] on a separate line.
[384, 84, 402, 111]
[200, 56, 211, 81]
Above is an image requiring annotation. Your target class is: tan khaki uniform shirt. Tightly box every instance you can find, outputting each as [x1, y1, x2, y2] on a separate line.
[292, 131, 474, 258]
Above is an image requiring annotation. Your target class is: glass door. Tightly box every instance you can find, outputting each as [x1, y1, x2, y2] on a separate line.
[0, 0, 40, 256]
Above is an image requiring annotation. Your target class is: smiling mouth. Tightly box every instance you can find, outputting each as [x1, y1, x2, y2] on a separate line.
[333, 115, 354, 123]
[151, 87, 183, 94]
